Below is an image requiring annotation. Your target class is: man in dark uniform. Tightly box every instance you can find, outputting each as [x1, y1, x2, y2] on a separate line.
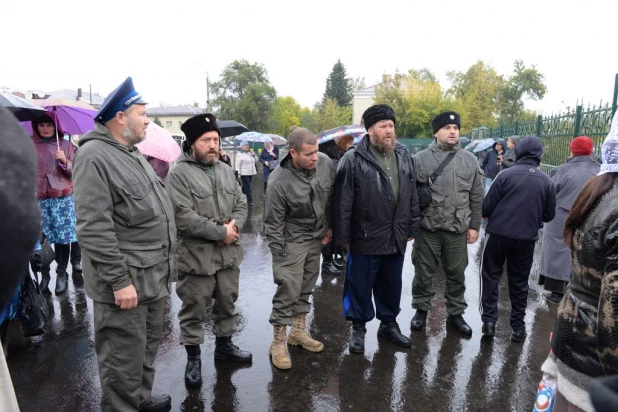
[73, 77, 177, 412]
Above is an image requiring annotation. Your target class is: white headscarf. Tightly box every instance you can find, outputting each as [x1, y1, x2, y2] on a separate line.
[599, 110, 618, 175]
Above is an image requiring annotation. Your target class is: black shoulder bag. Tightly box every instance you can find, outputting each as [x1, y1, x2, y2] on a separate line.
[417, 152, 456, 211]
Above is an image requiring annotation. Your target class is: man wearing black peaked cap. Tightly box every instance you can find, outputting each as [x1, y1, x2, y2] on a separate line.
[166, 113, 252, 389]
[73, 77, 177, 412]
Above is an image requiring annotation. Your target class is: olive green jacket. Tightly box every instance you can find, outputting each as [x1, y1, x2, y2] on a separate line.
[73, 124, 178, 304]
[264, 149, 334, 255]
[413, 142, 484, 233]
[166, 152, 247, 275]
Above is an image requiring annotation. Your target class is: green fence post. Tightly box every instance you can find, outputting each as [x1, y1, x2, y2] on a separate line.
[612, 73, 618, 118]
[514, 121, 519, 136]
[574, 105, 583, 137]
[536, 115, 543, 137]
[500, 124, 504, 138]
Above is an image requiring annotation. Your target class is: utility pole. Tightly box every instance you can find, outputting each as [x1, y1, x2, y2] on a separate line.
[206, 71, 211, 112]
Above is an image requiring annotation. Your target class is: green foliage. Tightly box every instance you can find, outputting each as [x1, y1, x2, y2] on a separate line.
[312, 99, 353, 133]
[269, 96, 303, 136]
[153, 116, 163, 127]
[323, 60, 353, 107]
[496, 60, 547, 124]
[374, 69, 453, 137]
[447, 61, 504, 130]
[211, 59, 277, 132]
[351, 76, 367, 92]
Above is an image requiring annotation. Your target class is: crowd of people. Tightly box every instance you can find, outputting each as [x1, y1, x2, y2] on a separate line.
[1, 75, 617, 412]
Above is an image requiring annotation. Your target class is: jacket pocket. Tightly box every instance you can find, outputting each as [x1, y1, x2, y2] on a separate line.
[190, 188, 214, 216]
[178, 241, 216, 275]
[121, 243, 168, 302]
[221, 186, 237, 213]
[455, 170, 473, 190]
[288, 197, 313, 219]
[455, 207, 471, 228]
[115, 182, 156, 227]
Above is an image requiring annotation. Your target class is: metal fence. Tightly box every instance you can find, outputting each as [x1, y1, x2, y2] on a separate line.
[468, 73, 618, 167]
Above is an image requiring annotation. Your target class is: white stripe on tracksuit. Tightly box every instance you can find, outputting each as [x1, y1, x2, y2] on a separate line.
[478, 233, 490, 316]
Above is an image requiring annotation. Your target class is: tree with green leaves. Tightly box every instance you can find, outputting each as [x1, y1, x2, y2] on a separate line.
[211, 59, 277, 132]
[496, 60, 547, 124]
[374, 69, 454, 137]
[447, 61, 504, 130]
[153, 116, 163, 127]
[269, 96, 303, 136]
[323, 60, 353, 107]
[312, 98, 353, 133]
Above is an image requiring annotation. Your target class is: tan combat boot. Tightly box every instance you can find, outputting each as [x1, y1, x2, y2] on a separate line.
[288, 313, 324, 352]
[270, 325, 291, 370]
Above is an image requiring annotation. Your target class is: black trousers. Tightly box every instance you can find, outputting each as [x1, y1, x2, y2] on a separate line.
[479, 234, 535, 332]
[241, 176, 253, 204]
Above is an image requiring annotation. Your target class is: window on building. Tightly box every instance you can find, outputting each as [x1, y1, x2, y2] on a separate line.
[166, 121, 172, 128]
[179, 121, 183, 129]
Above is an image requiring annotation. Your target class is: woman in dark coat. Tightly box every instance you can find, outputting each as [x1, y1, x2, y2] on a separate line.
[259, 142, 279, 195]
[539, 136, 600, 303]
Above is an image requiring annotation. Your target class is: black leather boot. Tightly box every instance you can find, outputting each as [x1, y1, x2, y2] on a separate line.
[214, 336, 253, 363]
[184, 345, 202, 388]
[39, 269, 51, 294]
[378, 322, 411, 348]
[447, 315, 472, 337]
[410, 310, 428, 332]
[482, 322, 496, 338]
[55, 270, 68, 295]
[348, 322, 366, 354]
[139, 394, 171, 411]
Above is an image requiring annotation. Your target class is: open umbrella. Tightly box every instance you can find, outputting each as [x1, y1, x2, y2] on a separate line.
[472, 138, 496, 153]
[0, 93, 47, 121]
[136, 122, 181, 163]
[316, 125, 366, 145]
[267, 134, 287, 146]
[21, 105, 97, 136]
[234, 131, 272, 143]
[219, 120, 249, 138]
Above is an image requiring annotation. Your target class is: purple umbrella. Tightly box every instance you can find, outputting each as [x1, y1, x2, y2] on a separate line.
[22, 105, 97, 137]
[316, 125, 366, 145]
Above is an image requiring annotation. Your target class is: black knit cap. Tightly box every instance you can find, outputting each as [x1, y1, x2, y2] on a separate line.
[362, 104, 396, 131]
[181, 113, 221, 144]
[432, 111, 461, 134]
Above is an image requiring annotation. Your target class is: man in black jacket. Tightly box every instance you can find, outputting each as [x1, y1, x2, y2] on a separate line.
[336, 104, 420, 353]
[479, 136, 556, 343]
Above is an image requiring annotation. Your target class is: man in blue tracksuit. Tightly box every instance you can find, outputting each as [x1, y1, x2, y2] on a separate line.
[479, 136, 556, 343]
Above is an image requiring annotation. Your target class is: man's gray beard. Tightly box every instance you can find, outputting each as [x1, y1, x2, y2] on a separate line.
[121, 117, 144, 146]
[370, 137, 397, 153]
[194, 151, 218, 166]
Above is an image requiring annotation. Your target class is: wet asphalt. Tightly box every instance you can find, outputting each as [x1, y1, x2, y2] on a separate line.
[5, 176, 557, 412]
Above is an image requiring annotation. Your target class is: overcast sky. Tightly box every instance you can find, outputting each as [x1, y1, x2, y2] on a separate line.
[3, 0, 617, 116]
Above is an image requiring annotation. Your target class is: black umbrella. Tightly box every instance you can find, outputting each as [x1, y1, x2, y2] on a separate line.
[0, 93, 47, 122]
[218, 120, 249, 138]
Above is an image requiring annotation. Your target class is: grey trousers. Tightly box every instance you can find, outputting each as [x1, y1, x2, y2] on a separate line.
[177, 268, 240, 345]
[269, 240, 321, 326]
[93, 298, 165, 412]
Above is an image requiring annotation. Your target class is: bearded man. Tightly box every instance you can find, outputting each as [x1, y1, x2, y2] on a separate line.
[335, 104, 420, 354]
[166, 113, 252, 389]
[73, 77, 177, 412]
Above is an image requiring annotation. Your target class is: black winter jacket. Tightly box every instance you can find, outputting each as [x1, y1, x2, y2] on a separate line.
[481, 140, 505, 179]
[335, 135, 420, 255]
[482, 136, 556, 241]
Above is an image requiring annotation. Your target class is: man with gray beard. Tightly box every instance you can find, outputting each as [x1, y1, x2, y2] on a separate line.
[336, 104, 420, 354]
[73, 77, 177, 412]
[166, 113, 252, 388]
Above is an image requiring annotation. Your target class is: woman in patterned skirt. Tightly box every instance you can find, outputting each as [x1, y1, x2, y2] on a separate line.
[32, 114, 79, 295]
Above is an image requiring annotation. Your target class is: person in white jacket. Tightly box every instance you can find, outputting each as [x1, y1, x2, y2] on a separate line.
[235, 140, 258, 206]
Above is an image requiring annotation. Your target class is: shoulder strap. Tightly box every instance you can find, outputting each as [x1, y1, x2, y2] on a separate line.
[429, 152, 457, 185]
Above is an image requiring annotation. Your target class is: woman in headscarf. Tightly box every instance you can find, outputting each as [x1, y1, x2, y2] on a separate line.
[259, 141, 279, 195]
[539, 115, 618, 411]
[32, 114, 79, 295]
